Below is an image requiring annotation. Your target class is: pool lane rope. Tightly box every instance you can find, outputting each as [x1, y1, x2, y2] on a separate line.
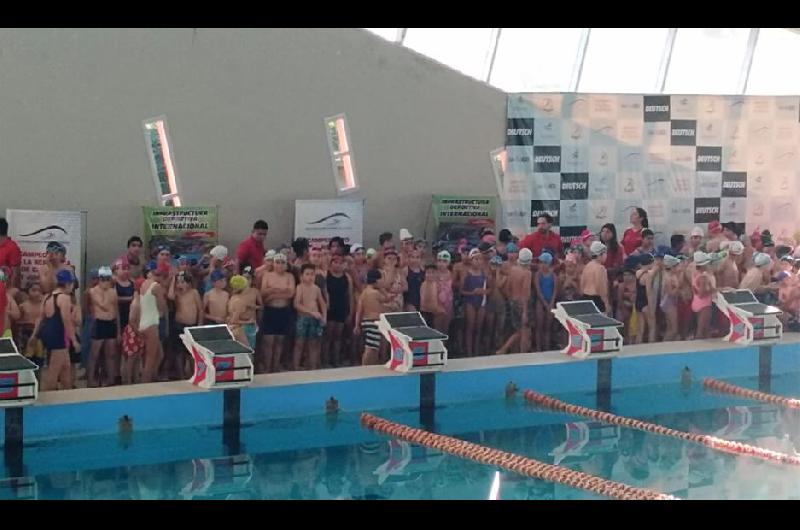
[523, 389, 800, 467]
[360, 413, 677, 501]
[703, 377, 800, 410]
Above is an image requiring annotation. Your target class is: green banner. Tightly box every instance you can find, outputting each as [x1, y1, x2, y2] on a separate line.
[142, 206, 218, 262]
[431, 195, 496, 253]
[432, 195, 496, 225]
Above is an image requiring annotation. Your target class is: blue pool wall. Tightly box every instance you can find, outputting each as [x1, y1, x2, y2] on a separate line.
[2, 342, 799, 445]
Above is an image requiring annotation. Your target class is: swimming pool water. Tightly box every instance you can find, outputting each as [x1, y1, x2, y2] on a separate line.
[4, 373, 800, 500]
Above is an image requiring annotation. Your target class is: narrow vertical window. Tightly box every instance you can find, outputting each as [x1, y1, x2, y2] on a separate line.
[143, 116, 182, 206]
[325, 114, 358, 195]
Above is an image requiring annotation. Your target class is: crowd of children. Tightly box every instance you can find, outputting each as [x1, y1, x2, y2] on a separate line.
[3, 209, 800, 391]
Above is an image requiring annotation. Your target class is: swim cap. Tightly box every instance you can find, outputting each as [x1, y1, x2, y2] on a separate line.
[727, 241, 744, 255]
[490, 255, 503, 266]
[538, 252, 553, 265]
[46, 241, 66, 254]
[56, 269, 75, 285]
[146, 260, 158, 273]
[366, 248, 376, 258]
[98, 266, 113, 278]
[229, 275, 248, 291]
[694, 251, 711, 266]
[350, 244, 364, 253]
[437, 250, 451, 262]
[210, 245, 228, 260]
[273, 253, 287, 263]
[210, 270, 226, 283]
[468, 248, 481, 259]
[589, 241, 607, 256]
[506, 242, 519, 253]
[264, 250, 276, 261]
[399, 228, 413, 241]
[754, 252, 771, 268]
[663, 255, 681, 269]
[638, 253, 655, 266]
[654, 245, 671, 258]
[518, 248, 533, 264]
[89, 267, 100, 279]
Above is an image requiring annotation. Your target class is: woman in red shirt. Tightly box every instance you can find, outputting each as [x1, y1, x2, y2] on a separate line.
[600, 223, 624, 271]
[621, 208, 649, 256]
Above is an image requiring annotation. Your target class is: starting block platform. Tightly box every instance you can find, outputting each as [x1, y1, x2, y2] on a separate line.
[552, 301, 624, 359]
[378, 312, 448, 373]
[180, 325, 254, 389]
[714, 289, 782, 346]
[0, 338, 39, 407]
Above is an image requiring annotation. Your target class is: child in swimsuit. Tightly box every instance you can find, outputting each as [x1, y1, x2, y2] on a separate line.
[461, 248, 488, 357]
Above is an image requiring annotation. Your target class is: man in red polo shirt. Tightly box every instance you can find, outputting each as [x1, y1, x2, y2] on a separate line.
[519, 213, 562, 258]
[0, 218, 21, 288]
[236, 220, 269, 273]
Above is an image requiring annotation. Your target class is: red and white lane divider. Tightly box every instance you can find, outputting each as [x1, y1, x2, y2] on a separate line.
[523, 389, 800, 467]
[703, 377, 800, 410]
[360, 412, 677, 501]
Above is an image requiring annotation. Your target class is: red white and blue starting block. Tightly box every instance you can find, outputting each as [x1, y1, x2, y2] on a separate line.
[552, 301, 624, 359]
[378, 312, 448, 373]
[0, 338, 38, 406]
[180, 325, 254, 390]
[714, 289, 782, 346]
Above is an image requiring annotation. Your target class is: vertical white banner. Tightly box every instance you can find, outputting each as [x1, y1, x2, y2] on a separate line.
[294, 199, 364, 248]
[5, 209, 84, 288]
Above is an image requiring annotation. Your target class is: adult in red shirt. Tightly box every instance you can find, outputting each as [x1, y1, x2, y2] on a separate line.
[621, 207, 649, 256]
[519, 214, 563, 259]
[236, 220, 269, 273]
[0, 218, 21, 288]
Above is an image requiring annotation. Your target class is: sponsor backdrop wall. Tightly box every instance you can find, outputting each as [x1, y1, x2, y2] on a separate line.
[431, 195, 496, 253]
[294, 199, 364, 248]
[503, 93, 800, 247]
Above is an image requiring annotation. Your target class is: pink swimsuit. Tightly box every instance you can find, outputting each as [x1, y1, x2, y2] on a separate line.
[437, 273, 453, 317]
[691, 272, 712, 312]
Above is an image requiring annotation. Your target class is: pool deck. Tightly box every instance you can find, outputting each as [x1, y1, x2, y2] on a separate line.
[36, 332, 800, 406]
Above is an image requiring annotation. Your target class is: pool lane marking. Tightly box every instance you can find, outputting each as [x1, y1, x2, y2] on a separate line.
[703, 377, 800, 410]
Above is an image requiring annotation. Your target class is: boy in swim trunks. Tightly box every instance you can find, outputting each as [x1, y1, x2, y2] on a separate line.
[203, 270, 230, 325]
[228, 274, 259, 350]
[355, 268, 385, 366]
[293, 263, 327, 371]
[496, 248, 533, 354]
[168, 271, 202, 380]
[87, 266, 119, 387]
[260, 253, 296, 373]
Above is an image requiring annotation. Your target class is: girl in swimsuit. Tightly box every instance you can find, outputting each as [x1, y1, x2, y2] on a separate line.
[534, 252, 558, 352]
[31, 269, 79, 391]
[692, 255, 717, 340]
[139, 265, 168, 383]
[433, 251, 454, 337]
[461, 249, 488, 357]
[660, 256, 681, 342]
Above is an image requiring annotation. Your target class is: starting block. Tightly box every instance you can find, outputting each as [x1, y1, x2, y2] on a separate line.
[0, 338, 39, 406]
[552, 301, 624, 359]
[180, 325, 254, 389]
[378, 312, 448, 373]
[714, 289, 782, 346]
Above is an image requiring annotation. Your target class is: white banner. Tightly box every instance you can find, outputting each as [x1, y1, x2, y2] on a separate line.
[294, 199, 364, 248]
[5, 209, 84, 288]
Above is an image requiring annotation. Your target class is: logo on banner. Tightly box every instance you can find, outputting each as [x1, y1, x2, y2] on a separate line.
[644, 95, 670, 122]
[671, 119, 697, 146]
[533, 146, 561, 172]
[306, 212, 353, 229]
[560, 173, 589, 200]
[506, 118, 534, 146]
[530, 200, 560, 227]
[694, 198, 721, 223]
[696, 146, 722, 172]
[559, 225, 586, 248]
[721, 172, 747, 198]
[17, 224, 69, 241]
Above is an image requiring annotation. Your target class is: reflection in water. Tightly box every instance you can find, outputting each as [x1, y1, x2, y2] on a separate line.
[12, 394, 800, 499]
